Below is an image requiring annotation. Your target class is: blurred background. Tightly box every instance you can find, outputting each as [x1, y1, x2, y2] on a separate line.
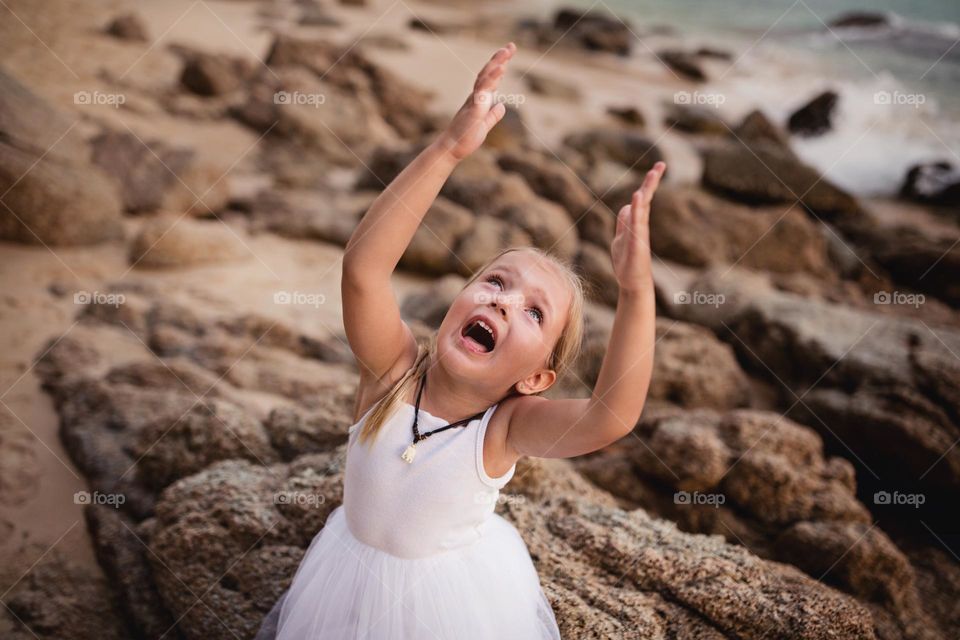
[1, 0, 958, 638]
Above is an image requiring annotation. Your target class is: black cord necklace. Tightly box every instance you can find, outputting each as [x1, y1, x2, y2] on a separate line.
[400, 369, 486, 464]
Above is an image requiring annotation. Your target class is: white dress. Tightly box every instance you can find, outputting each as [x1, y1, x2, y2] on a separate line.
[255, 400, 562, 640]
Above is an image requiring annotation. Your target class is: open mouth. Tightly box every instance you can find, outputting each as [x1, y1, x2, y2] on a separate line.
[460, 316, 497, 353]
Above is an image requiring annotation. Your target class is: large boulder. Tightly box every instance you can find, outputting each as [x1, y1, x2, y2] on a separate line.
[702, 139, 861, 221]
[650, 186, 833, 277]
[140, 454, 876, 640]
[129, 217, 250, 269]
[0, 71, 123, 245]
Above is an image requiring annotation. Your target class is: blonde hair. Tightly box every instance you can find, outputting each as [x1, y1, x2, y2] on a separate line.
[356, 246, 587, 445]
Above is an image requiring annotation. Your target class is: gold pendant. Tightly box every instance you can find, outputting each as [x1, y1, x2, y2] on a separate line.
[401, 443, 417, 464]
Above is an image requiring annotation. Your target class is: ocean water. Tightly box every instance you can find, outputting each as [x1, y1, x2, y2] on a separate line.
[560, 0, 960, 196]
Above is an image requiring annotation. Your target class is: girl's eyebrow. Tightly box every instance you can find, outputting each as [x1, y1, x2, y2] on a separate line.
[497, 265, 553, 318]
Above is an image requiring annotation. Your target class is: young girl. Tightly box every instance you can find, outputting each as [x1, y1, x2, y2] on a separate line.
[256, 42, 665, 639]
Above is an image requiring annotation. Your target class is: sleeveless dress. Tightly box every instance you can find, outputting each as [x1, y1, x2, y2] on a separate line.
[254, 400, 562, 639]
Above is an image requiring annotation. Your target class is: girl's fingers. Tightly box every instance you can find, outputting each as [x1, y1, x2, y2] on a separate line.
[475, 44, 515, 90]
[636, 162, 666, 206]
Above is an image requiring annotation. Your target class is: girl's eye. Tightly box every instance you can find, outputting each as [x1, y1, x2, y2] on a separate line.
[486, 275, 503, 289]
[527, 307, 543, 324]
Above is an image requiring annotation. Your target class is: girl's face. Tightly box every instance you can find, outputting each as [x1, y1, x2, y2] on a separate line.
[436, 252, 572, 396]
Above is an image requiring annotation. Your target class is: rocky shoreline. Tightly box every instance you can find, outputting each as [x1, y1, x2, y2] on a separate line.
[1, 0, 958, 638]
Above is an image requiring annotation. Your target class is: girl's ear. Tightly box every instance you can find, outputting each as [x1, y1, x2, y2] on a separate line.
[515, 369, 557, 396]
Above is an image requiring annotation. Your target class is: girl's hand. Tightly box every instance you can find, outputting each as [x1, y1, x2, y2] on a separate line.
[435, 43, 517, 161]
[611, 161, 666, 293]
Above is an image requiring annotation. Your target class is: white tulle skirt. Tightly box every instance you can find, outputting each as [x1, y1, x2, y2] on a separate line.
[255, 504, 561, 640]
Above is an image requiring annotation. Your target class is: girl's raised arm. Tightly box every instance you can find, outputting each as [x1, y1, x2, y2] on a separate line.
[341, 44, 517, 382]
[502, 162, 667, 460]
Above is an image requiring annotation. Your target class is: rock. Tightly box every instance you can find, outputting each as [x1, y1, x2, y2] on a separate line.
[702, 140, 861, 221]
[659, 49, 707, 81]
[0, 70, 123, 245]
[860, 219, 960, 307]
[482, 105, 527, 152]
[141, 453, 876, 639]
[129, 217, 249, 269]
[1, 550, 131, 639]
[606, 105, 645, 126]
[136, 399, 279, 491]
[400, 274, 468, 327]
[299, 5, 340, 27]
[105, 13, 149, 41]
[650, 186, 832, 277]
[90, 130, 194, 214]
[788, 90, 839, 137]
[576, 241, 618, 307]
[398, 196, 475, 275]
[232, 66, 394, 168]
[244, 188, 371, 247]
[829, 11, 891, 29]
[499, 196, 579, 261]
[900, 161, 960, 207]
[85, 505, 178, 638]
[451, 215, 532, 276]
[497, 148, 614, 247]
[650, 322, 753, 410]
[665, 104, 728, 135]
[733, 109, 791, 149]
[667, 266, 960, 495]
[179, 50, 252, 96]
[553, 8, 634, 56]
[265, 406, 351, 461]
[264, 34, 435, 140]
[524, 72, 581, 101]
[563, 127, 664, 171]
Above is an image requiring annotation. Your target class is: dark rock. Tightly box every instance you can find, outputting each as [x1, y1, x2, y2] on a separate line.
[702, 140, 861, 221]
[549, 8, 634, 56]
[900, 161, 960, 207]
[659, 49, 707, 81]
[606, 105, 645, 126]
[788, 90, 839, 137]
[829, 12, 891, 29]
[180, 51, 252, 96]
[563, 127, 664, 171]
[85, 505, 179, 638]
[90, 130, 194, 213]
[733, 109, 792, 150]
[105, 13, 149, 41]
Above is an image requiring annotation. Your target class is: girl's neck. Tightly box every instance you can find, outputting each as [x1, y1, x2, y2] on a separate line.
[416, 361, 496, 423]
